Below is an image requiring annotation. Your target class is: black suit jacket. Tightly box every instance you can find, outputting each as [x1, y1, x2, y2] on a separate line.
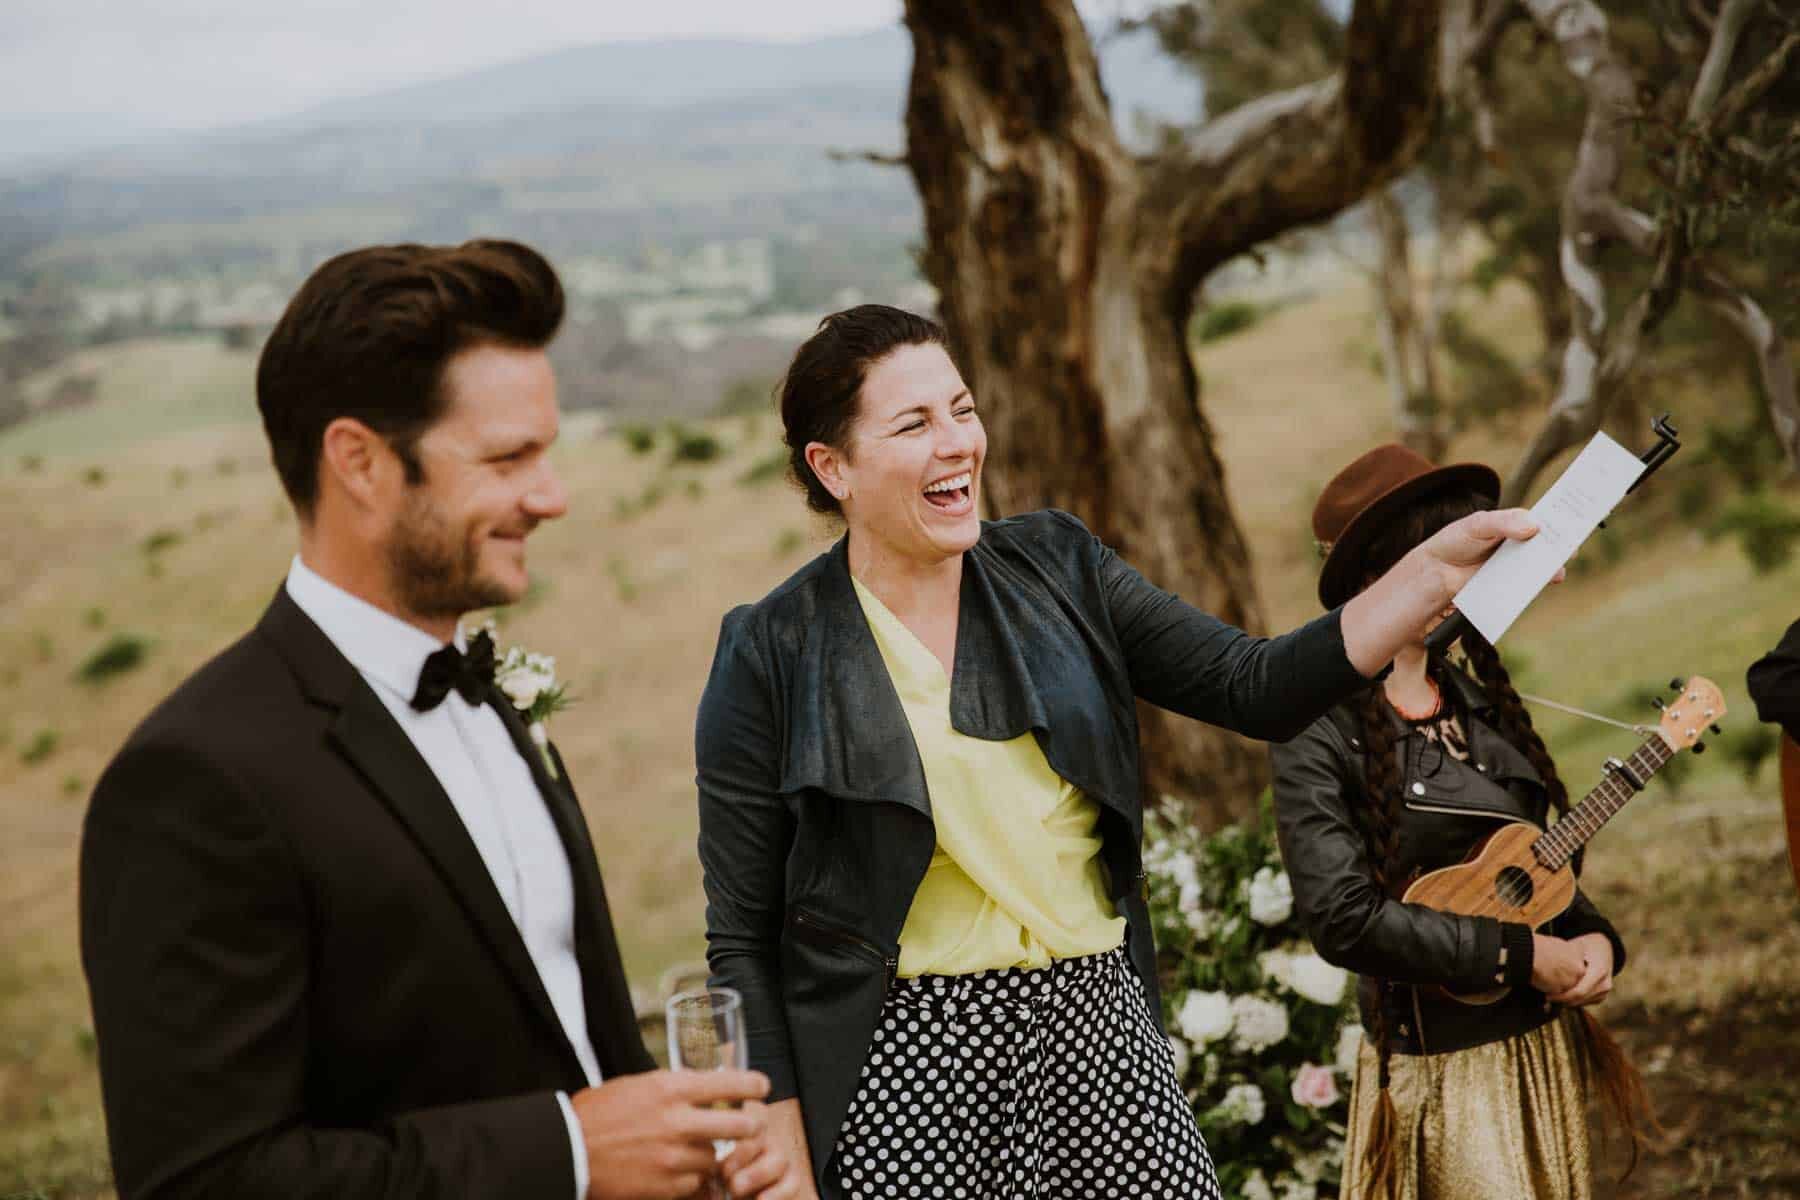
[80, 588, 654, 1199]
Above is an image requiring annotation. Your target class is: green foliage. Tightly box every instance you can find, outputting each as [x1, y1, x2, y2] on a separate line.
[1702, 418, 1787, 493]
[1708, 493, 1800, 575]
[142, 528, 183, 554]
[76, 632, 152, 684]
[738, 448, 788, 487]
[667, 423, 723, 464]
[62, 773, 86, 797]
[1194, 300, 1264, 344]
[1438, 311, 1533, 426]
[615, 478, 670, 520]
[171, 466, 189, 488]
[620, 424, 657, 455]
[83, 607, 106, 629]
[20, 453, 44, 473]
[684, 478, 706, 500]
[717, 377, 773, 418]
[81, 465, 106, 487]
[773, 528, 805, 557]
[606, 556, 638, 603]
[33, 631, 55, 662]
[1718, 723, 1778, 784]
[21, 728, 59, 765]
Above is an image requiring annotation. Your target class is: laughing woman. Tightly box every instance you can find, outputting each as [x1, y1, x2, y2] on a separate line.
[695, 306, 1547, 1200]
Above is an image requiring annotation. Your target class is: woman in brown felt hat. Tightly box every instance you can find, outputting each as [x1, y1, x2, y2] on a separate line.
[1269, 444, 1656, 1199]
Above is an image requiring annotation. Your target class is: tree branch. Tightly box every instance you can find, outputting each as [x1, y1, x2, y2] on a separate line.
[1710, 30, 1800, 134]
[1140, 0, 1443, 298]
[1687, 0, 1758, 122]
[826, 147, 912, 168]
[1501, 0, 1639, 505]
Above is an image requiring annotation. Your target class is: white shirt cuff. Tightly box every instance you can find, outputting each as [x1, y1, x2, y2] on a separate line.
[557, 1091, 588, 1200]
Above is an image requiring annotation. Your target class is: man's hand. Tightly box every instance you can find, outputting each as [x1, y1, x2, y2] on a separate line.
[572, 1069, 770, 1200]
[1547, 932, 1616, 1007]
[717, 1102, 812, 1199]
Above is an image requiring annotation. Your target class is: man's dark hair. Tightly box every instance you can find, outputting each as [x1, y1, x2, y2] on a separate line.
[777, 304, 948, 515]
[256, 239, 564, 517]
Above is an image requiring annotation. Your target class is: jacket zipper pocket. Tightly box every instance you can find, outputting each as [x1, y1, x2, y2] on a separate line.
[1403, 800, 1526, 823]
[790, 910, 900, 989]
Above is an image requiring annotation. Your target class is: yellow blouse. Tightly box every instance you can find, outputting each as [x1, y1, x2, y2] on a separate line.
[853, 577, 1127, 978]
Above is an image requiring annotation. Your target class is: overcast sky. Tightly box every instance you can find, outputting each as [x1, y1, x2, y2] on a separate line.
[5, 0, 924, 134]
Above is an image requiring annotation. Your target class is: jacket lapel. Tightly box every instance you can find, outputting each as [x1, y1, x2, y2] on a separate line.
[778, 537, 932, 815]
[257, 589, 588, 1080]
[485, 693, 650, 1076]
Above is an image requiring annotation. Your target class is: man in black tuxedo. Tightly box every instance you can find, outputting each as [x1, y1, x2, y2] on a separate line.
[80, 241, 797, 1199]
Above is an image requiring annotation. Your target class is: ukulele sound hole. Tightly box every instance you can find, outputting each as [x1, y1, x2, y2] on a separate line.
[1493, 866, 1535, 909]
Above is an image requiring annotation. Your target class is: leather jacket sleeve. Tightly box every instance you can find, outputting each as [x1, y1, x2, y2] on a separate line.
[1270, 715, 1534, 993]
[1748, 616, 1800, 739]
[1552, 886, 1628, 975]
[695, 608, 800, 1101]
[1084, 521, 1370, 742]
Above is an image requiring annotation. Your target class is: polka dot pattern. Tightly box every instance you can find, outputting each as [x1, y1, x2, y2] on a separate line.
[832, 946, 1221, 1199]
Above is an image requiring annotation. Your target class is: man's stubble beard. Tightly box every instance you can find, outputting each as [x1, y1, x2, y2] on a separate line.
[386, 487, 518, 621]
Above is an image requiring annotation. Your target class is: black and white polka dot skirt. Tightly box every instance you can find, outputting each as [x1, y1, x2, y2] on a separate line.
[832, 945, 1221, 1199]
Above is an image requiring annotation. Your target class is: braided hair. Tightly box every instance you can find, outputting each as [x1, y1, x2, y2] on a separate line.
[1340, 483, 1657, 1196]
[1343, 487, 1482, 1199]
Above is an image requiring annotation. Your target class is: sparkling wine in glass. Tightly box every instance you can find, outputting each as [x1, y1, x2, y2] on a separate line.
[665, 986, 748, 1160]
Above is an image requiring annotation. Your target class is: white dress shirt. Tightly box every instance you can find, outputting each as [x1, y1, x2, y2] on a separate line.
[285, 557, 595, 1198]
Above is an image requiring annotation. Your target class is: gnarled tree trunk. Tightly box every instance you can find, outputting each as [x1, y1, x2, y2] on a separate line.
[901, 0, 1444, 825]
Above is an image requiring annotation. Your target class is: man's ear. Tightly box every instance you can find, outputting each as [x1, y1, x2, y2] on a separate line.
[804, 440, 851, 503]
[319, 417, 396, 512]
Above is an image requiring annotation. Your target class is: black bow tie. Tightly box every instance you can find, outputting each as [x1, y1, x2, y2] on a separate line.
[411, 629, 497, 711]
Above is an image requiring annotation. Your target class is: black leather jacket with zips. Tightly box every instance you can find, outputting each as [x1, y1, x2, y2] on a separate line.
[1269, 668, 1627, 1057]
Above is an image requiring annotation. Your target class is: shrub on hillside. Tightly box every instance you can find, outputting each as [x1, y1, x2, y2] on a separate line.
[1194, 300, 1264, 344]
[21, 729, 59, 765]
[620, 425, 657, 455]
[739, 448, 787, 487]
[1709, 492, 1800, 574]
[668, 424, 723, 464]
[76, 633, 152, 685]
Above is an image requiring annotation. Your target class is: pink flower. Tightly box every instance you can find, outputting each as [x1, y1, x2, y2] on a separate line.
[1290, 1062, 1340, 1109]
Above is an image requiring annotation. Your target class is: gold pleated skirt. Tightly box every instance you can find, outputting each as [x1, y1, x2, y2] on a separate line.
[1341, 1009, 1592, 1200]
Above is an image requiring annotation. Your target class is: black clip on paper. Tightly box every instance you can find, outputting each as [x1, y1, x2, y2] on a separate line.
[1421, 414, 1681, 656]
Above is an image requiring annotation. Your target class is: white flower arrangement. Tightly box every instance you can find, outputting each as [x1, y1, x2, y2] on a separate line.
[1228, 994, 1290, 1054]
[1218, 1082, 1267, 1126]
[1177, 990, 1235, 1046]
[1144, 796, 1358, 1198]
[467, 621, 572, 780]
[1246, 866, 1295, 926]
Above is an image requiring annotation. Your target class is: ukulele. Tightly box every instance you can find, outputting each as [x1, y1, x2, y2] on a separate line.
[1402, 675, 1726, 1005]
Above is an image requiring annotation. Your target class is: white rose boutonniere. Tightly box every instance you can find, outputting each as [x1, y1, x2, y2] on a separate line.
[472, 622, 573, 780]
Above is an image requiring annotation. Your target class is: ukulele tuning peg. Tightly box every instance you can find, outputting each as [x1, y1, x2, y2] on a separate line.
[1710, 724, 1723, 735]
[1692, 741, 1707, 754]
[1651, 697, 1666, 710]
[1669, 678, 1686, 691]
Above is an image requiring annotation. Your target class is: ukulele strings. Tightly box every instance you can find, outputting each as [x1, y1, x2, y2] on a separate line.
[1518, 692, 1654, 737]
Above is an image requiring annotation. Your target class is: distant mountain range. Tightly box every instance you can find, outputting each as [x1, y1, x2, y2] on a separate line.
[0, 26, 1201, 279]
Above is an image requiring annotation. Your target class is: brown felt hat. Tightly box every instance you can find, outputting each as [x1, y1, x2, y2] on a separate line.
[1313, 443, 1500, 609]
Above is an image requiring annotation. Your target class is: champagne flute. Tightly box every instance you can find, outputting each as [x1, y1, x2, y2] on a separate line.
[665, 985, 748, 1161]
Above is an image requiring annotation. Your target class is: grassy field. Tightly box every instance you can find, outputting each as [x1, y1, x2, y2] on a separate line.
[1, 279, 1796, 1197]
